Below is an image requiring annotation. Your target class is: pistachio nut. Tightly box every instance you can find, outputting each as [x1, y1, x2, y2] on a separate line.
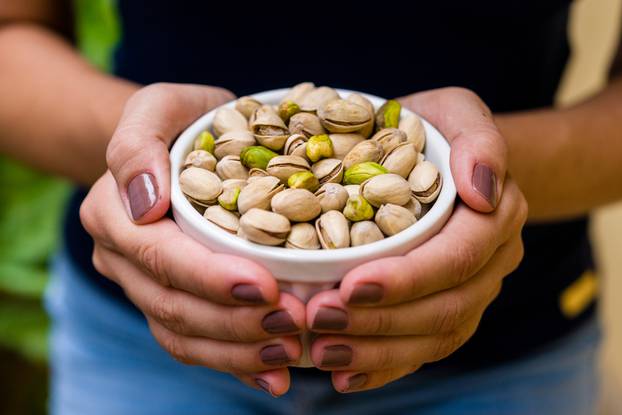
[218, 186, 241, 211]
[281, 82, 315, 105]
[277, 100, 301, 123]
[403, 196, 423, 219]
[240, 145, 278, 170]
[342, 140, 384, 169]
[380, 142, 417, 178]
[249, 105, 290, 151]
[239, 208, 291, 246]
[399, 113, 426, 152]
[266, 155, 310, 183]
[248, 168, 270, 180]
[213, 130, 256, 160]
[271, 188, 321, 222]
[317, 99, 373, 134]
[315, 183, 349, 213]
[315, 210, 350, 249]
[375, 99, 401, 130]
[237, 176, 284, 214]
[360, 173, 411, 207]
[179, 167, 222, 206]
[283, 134, 308, 159]
[417, 152, 425, 164]
[184, 149, 217, 171]
[346, 93, 375, 137]
[288, 112, 326, 138]
[306, 134, 334, 162]
[204, 205, 239, 234]
[215, 155, 249, 181]
[311, 158, 344, 184]
[298, 86, 340, 113]
[371, 128, 408, 153]
[375, 203, 417, 236]
[212, 107, 249, 137]
[343, 161, 388, 185]
[350, 221, 385, 246]
[193, 130, 215, 154]
[343, 195, 375, 222]
[408, 160, 442, 204]
[286, 223, 321, 249]
[221, 178, 247, 191]
[344, 184, 360, 198]
[288, 171, 320, 192]
[235, 96, 262, 119]
[329, 133, 365, 159]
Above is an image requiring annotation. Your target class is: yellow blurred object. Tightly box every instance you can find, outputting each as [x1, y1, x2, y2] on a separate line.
[559, 270, 599, 318]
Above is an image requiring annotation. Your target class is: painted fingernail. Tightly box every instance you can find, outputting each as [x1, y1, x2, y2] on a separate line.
[255, 378, 277, 397]
[312, 307, 348, 331]
[260, 344, 290, 366]
[262, 310, 298, 334]
[231, 284, 265, 304]
[127, 173, 158, 220]
[472, 164, 497, 209]
[348, 283, 384, 304]
[347, 373, 368, 391]
[321, 345, 352, 367]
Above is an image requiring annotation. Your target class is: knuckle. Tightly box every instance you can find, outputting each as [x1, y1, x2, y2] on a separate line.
[367, 311, 394, 335]
[137, 243, 170, 286]
[161, 332, 192, 365]
[430, 331, 466, 362]
[449, 239, 480, 286]
[91, 247, 109, 277]
[222, 309, 250, 342]
[79, 197, 98, 236]
[432, 294, 465, 333]
[374, 346, 396, 370]
[150, 291, 186, 334]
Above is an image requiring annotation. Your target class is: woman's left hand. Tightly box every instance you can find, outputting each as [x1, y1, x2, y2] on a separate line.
[306, 87, 528, 393]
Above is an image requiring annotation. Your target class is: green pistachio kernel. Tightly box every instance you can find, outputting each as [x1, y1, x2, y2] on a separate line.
[288, 171, 320, 192]
[343, 162, 388, 185]
[375, 100, 401, 130]
[194, 130, 215, 154]
[306, 134, 334, 163]
[240, 146, 278, 170]
[343, 195, 375, 222]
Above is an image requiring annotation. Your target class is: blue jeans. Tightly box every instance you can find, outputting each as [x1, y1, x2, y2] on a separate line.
[47, 250, 600, 415]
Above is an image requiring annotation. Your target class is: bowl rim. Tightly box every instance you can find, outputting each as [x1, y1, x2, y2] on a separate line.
[170, 88, 456, 263]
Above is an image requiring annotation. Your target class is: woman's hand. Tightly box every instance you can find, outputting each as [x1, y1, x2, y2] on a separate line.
[80, 84, 306, 397]
[306, 88, 528, 393]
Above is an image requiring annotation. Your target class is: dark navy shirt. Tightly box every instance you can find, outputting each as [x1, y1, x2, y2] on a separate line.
[64, 0, 595, 372]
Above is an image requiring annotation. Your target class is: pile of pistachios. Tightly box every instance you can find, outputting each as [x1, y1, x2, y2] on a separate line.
[179, 83, 442, 249]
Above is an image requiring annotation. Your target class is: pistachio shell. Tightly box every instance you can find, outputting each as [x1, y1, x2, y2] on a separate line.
[361, 173, 411, 207]
[380, 142, 418, 178]
[343, 162, 388, 185]
[213, 107, 248, 137]
[350, 221, 384, 246]
[344, 184, 360, 198]
[271, 189, 321, 222]
[315, 183, 349, 213]
[248, 168, 269, 180]
[184, 150, 217, 171]
[417, 152, 425, 164]
[239, 208, 291, 246]
[298, 86, 340, 113]
[347, 93, 375, 121]
[179, 167, 222, 205]
[375, 204, 416, 236]
[215, 155, 249, 180]
[315, 210, 350, 249]
[235, 96, 262, 119]
[266, 155, 310, 183]
[286, 223, 321, 249]
[343, 195, 375, 222]
[329, 133, 366, 159]
[306, 134, 334, 162]
[281, 82, 315, 105]
[249, 105, 290, 151]
[288, 112, 326, 138]
[283, 134, 308, 158]
[371, 128, 408, 153]
[408, 161, 442, 204]
[204, 205, 239, 233]
[311, 158, 344, 184]
[403, 196, 423, 219]
[218, 186, 241, 211]
[375, 100, 401, 130]
[399, 113, 426, 152]
[342, 140, 384, 169]
[288, 171, 320, 192]
[240, 145, 278, 170]
[317, 99, 372, 133]
[237, 176, 284, 214]
[193, 131, 215, 154]
[214, 130, 256, 159]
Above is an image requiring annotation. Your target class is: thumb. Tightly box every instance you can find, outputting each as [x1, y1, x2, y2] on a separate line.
[106, 83, 235, 224]
[398, 87, 507, 212]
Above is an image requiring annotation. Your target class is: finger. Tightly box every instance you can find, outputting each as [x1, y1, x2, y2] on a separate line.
[106, 83, 234, 223]
[235, 369, 291, 397]
[398, 87, 507, 211]
[148, 318, 302, 373]
[331, 366, 419, 393]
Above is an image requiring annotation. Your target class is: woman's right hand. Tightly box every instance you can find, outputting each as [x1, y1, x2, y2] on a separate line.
[80, 84, 305, 397]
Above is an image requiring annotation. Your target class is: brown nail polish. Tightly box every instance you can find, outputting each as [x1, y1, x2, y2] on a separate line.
[255, 378, 275, 396]
[472, 164, 497, 209]
[262, 310, 298, 334]
[348, 283, 384, 304]
[347, 373, 368, 390]
[231, 284, 265, 304]
[321, 345, 352, 367]
[128, 173, 158, 220]
[260, 344, 290, 366]
[312, 307, 348, 331]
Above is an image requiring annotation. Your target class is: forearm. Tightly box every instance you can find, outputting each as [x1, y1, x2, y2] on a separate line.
[495, 77, 622, 221]
[0, 23, 138, 185]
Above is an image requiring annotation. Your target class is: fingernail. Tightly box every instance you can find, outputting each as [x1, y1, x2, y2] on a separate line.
[347, 373, 368, 391]
[262, 310, 298, 334]
[231, 284, 265, 304]
[255, 378, 277, 397]
[128, 173, 158, 220]
[348, 283, 384, 304]
[260, 344, 290, 366]
[312, 307, 348, 331]
[472, 164, 497, 209]
[321, 345, 352, 367]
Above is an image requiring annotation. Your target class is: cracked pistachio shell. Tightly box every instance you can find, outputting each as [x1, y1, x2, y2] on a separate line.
[329, 133, 365, 159]
[403, 196, 423, 219]
[179, 167, 222, 205]
[288, 171, 320, 192]
[306, 134, 334, 162]
[237, 176, 284, 214]
[249, 105, 290, 151]
[271, 188, 321, 222]
[315, 183, 348, 213]
[193, 131, 215, 154]
[380, 142, 418, 178]
[281, 82, 315, 105]
[343, 195, 375, 222]
[235, 96, 262, 119]
[215, 155, 249, 180]
[248, 168, 269, 181]
[266, 155, 310, 183]
[184, 150, 217, 171]
[347, 94, 375, 138]
[204, 205, 239, 234]
[218, 186, 241, 211]
[214, 130, 256, 160]
[286, 223, 320, 249]
[240, 145, 278, 170]
[408, 161, 442, 204]
[298, 86, 340, 113]
[375, 100, 401, 131]
[371, 128, 408, 154]
[343, 162, 388, 185]
[239, 208, 291, 246]
[399, 113, 426, 152]
[311, 158, 344, 184]
[213, 107, 248, 137]
[375, 203, 417, 236]
[361, 173, 411, 207]
[288, 112, 326, 138]
[317, 99, 372, 134]
[283, 134, 308, 158]
[344, 184, 360, 198]
[278, 100, 301, 123]
[342, 140, 384, 170]
[350, 221, 384, 246]
[315, 210, 350, 249]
